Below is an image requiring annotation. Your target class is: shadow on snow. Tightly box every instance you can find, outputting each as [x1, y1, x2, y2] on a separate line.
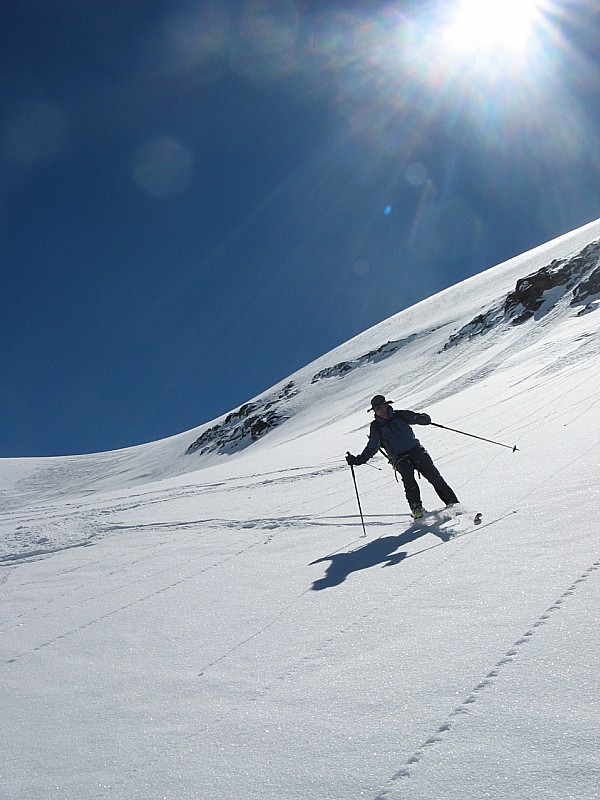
[310, 521, 451, 591]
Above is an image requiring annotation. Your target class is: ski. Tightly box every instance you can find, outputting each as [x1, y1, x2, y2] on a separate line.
[413, 508, 483, 526]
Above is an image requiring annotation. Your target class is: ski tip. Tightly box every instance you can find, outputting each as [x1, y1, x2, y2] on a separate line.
[473, 513, 483, 525]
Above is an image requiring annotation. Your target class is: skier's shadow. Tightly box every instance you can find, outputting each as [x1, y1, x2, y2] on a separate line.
[310, 521, 450, 591]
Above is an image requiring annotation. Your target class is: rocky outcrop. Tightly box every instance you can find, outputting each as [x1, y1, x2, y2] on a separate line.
[186, 381, 297, 456]
[311, 335, 418, 383]
[444, 238, 600, 348]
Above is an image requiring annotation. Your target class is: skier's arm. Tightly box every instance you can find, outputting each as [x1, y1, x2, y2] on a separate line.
[397, 410, 431, 425]
[352, 423, 381, 464]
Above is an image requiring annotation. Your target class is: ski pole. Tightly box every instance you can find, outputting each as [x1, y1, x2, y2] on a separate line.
[431, 422, 519, 452]
[346, 454, 367, 537]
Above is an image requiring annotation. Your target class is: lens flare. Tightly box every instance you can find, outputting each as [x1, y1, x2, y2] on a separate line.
[132, 136, 194, 198]
[162, 3, 231, 74]
[234, 0, 301, 81]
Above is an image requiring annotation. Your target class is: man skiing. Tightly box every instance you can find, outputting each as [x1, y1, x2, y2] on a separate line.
[346, 395, 459, 520]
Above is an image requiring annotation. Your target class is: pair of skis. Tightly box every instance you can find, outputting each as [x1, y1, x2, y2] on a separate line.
[414, 508, 482, 526]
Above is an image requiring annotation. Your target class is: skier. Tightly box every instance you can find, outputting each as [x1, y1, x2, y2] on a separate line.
[346, 395, 459, 520]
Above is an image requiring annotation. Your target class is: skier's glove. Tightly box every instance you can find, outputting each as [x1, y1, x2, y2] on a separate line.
[346, 453, 361, 466]
[417, 413, 431, 424]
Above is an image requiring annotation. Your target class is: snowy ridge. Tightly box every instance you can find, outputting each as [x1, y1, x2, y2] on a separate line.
[2, 218, 600, 800]
[182, 220, 600, 461]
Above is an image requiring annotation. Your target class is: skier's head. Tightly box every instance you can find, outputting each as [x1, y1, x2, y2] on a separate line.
[370, 395, 392, 413]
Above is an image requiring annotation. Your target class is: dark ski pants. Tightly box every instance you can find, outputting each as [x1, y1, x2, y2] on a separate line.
[394, 445, 459, 511]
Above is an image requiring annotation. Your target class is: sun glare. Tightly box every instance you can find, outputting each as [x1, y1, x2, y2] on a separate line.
[444, 0, 543, 55]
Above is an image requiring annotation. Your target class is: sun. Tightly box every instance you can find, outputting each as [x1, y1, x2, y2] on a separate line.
[443, 0, 543, 56]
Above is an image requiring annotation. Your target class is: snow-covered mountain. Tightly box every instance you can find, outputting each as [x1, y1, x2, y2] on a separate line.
[2, 218, 600, 799]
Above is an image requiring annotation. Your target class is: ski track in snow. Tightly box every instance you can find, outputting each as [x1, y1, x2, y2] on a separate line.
[2, 500, 595, 797]
[0, 462, 344, 565]
[0, 524, 282, 659]
[0, 501, 512, 664]
[84, 514, 505, 799]
[373, 558, 600, 799]
[193, 507, 501, 672]
[33, 506, 568, 800]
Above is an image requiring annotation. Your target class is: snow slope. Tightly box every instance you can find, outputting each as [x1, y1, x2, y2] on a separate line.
[1, 218, 600, 799]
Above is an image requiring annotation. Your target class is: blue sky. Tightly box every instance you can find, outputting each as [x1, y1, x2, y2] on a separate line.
[2, 0, 600, 457]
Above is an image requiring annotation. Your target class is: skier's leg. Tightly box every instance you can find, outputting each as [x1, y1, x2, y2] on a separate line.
[408, 446, 459, 505]
[394, 458, 422, 511]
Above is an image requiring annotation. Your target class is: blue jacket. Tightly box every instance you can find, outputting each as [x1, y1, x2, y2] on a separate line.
[356, 407, 431, 464]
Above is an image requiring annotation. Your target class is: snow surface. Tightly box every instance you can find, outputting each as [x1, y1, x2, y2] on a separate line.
[2, 218, 600, 799]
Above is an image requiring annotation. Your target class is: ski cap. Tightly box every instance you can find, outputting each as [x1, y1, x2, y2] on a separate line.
[369, 394, 392, 411]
